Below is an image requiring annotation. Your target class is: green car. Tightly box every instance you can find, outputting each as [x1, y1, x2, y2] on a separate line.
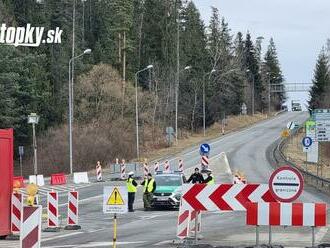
[152, 172, 185, 209]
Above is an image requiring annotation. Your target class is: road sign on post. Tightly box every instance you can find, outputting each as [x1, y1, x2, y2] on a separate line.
[269, 166, 304, 202]
[103, 186, 128, 214]
[302, 136, 312, 152]
[199, 143, 210, 155]
[103, 186, 127, 248]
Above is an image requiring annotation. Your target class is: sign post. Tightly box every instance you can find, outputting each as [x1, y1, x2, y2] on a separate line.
[103, 186, 128, 248]
[269, 166, 304, 202]
[18, 146, 24, 176]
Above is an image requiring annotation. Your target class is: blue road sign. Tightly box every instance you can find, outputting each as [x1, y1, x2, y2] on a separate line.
[200, 143, 210, 154]
[302, 137, 313, 148]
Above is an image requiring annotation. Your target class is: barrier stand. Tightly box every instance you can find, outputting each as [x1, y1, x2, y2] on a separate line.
[312, 226, 315, 247]
[178, 159, 183, 172]
[113, 213, 117, 248]
[154, 162, 159, 173]
[6, 182, 22, 240]
[64, 190, 81, 230]
[256, 225, 260, 247]
[20, 205, 42, 248]
[96, 161, 104, 182]
[268, 226, 272, 245]
[43, 191, 60, 232]
[120, 159, 126, 180]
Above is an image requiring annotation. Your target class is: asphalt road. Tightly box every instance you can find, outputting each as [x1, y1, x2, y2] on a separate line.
[2, 111, 330, 248]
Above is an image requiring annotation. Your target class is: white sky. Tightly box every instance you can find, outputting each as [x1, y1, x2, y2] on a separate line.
[194, 0, 330, 109]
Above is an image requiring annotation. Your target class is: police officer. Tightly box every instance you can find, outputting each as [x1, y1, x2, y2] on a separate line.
[127, 171, 138, 212]
[203, 169, 215, 185]
[141, 173, 156, 211]
[187, 167, 204, 184]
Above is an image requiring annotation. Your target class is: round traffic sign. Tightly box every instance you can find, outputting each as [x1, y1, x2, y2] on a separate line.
[200, 143, 210, 155]
[302, 136, 313, 148]
[269, 166, 304, 202]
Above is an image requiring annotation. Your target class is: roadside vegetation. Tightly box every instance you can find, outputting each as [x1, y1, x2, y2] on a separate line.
[0, 1, 285, 175]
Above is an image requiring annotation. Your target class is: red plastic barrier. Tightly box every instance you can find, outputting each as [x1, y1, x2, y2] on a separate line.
[50, 173, 67, 185]
[13, 176, 25, 188]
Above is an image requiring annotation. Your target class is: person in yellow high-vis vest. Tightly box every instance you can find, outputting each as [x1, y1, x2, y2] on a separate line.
[141, 173, 156, 211]
[127, 171, 138, 212]
[203, 169, 215, 185]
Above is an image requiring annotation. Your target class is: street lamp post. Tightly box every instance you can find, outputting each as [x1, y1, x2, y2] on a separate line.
[68, 48, 92, 175]
[28, 113, 40, 176]
[202, 69, 216, 137]
[135, 65, 153, 160]
[175, 65, 192, 142]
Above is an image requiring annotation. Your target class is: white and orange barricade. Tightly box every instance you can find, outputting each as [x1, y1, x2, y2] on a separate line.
[65, 191, 81, 230]
[20, 205, 42, 248]
[178, 159, 184, 172]
[154, 162, 159, 173]
[164, 160, 170, 172]
[11, 192, 23, 235]
[120, 159, 126, 180]
[144, 163, 149, 177]
[96, 161, 103, 182]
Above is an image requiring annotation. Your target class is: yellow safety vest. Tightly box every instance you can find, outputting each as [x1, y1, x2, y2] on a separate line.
[143, 178, 155, 193]
[207, 175, 215, 185]
[127, 178, 137, 193]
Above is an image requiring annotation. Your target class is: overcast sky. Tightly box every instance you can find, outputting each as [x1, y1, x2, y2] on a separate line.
[194, 0, 330, 109]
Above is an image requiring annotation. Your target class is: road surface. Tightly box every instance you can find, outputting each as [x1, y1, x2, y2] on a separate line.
[2, 111, 330, 248]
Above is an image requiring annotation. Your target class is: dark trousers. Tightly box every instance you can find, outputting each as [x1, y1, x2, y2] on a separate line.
[128, 192, 135, 211]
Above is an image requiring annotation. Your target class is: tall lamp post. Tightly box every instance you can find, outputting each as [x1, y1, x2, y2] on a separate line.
[68, 48, 92, 175]
[175, 65, 192, 142]
[135, 65, 153, 160]
[202, 69, 216, 137]
[28, 113, 40, 177]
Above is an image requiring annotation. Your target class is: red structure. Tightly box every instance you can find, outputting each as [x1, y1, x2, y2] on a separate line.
[0, 128, 14, 236]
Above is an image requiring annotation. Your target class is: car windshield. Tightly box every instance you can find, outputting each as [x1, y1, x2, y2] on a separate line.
[155, 175, 182, 186]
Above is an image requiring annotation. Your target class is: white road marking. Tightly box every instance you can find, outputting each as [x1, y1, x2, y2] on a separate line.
[43, 241, 146, 248]
[42, 231, 84, 242]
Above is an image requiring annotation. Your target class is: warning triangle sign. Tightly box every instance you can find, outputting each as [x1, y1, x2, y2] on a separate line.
[107, 187, 124, 205]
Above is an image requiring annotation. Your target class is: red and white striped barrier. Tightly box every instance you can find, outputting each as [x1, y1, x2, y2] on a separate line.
[178, 159, 183, 172]
[47, 192, 59, 228]
[144, 163, 149, 177]
[20, 206, 42, 248]
[120, 159, 126, 179]
[96, 161, 103, 182]
[247, 202, 327, 227]
[177, 205, 190, 239]
[164, 160, 170, 172]
[154, 162, 159, 173]
[182, 184, 276, 211]
[11, 192, 22, 234]
[190, 210, 201, 233]
[65, 191, 81, 230]
[201, 155, 209, 170]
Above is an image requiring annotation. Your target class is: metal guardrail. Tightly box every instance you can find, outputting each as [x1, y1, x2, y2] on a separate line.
[275, 128, 330, 194]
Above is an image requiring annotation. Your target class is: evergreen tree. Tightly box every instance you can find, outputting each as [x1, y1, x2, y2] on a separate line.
[263, 38, 285, 110]
[309, 49, 330, 109]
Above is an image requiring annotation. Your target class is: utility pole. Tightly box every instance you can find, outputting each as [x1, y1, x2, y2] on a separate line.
[175, 1, 180, 143]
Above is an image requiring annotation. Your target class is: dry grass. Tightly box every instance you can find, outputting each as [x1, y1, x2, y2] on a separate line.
[142, 113, 271, 162]
[283, 129, 330, 179]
